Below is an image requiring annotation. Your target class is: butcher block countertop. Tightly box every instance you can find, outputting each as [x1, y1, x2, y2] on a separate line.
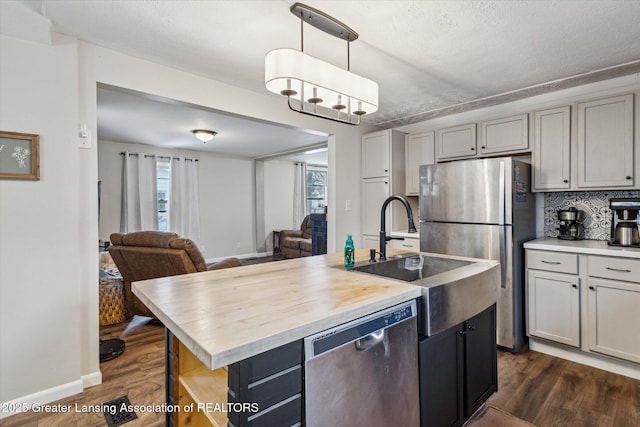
[132, 249, 423, 370]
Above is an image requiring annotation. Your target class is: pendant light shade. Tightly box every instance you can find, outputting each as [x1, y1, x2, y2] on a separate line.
[264, 3, 378, 125]
[265, 49, 378, 118]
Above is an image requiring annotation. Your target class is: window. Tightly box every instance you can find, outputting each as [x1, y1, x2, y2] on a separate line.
[157, 160, 170, 231]
[306, 166, 327, 214]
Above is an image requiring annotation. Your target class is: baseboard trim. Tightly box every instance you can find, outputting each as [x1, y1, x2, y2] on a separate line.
[0, 379, 83, 419]
[82, 370, 102, 389]
[206, 252, 269, 263]
[529, 338, 640, 380]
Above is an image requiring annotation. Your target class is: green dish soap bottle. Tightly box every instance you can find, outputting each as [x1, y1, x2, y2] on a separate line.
[344, 234, 355, 269]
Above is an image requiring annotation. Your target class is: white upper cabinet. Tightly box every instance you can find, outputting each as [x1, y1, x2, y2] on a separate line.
[577, 93, 634, 188]
[361, 129, 406, 242]
[436, 123, 476, 161]
[436, 115, 528, 162]
[533, 106, 571, 191]
[362, 130, 392, 178]
[479, 114, 529, 156]
[405, 132, 435, 195]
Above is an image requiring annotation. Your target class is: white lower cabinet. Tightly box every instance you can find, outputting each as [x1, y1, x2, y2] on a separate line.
[526, 248, 640, 367]
[586, 278, 640, 364]
[527, 270, 580, 347]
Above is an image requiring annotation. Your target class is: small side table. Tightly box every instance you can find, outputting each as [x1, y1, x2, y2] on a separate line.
[272, 230, 282, 257]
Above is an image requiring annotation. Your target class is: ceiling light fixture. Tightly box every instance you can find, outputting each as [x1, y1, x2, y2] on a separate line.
[265, 2, 378, 126]
[192, 129, 217, 143]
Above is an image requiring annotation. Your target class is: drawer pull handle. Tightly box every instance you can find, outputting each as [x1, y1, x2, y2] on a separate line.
[572, 284, 578, 288]
[589, 286, 595, 291]
[402, 244, 412, 248]
[606, 267, 631, 273]
[541, 260, 561, 264]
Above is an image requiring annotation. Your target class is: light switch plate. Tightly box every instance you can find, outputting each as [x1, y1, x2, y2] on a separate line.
[79, 130, 92, 149]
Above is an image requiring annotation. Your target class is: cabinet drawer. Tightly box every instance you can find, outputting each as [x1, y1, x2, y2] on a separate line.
[588, 256, 640, 283]
[526, 250, 578, 274]
[389, 237, 420, 251]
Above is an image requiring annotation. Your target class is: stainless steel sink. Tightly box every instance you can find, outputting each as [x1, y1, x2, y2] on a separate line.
[351, 253, 500, 336]
[352, 254, 473, 282]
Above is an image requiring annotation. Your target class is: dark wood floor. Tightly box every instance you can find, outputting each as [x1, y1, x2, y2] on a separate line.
[2, 317, 638, 426]
[1, 316, 166, 427]
[488, 348, 640, 426]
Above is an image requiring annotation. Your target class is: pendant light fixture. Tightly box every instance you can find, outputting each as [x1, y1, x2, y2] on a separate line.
[192, 129, 217, 143]
[265, 3, 378, 125]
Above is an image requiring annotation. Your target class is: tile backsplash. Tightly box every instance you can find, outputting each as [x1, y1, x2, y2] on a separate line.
[544, 190, 640, 240]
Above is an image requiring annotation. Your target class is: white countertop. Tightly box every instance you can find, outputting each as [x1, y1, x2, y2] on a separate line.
[524, 237, 640, 259]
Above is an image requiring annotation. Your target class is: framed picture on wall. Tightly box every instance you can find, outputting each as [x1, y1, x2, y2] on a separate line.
[0, 131, 40, 180]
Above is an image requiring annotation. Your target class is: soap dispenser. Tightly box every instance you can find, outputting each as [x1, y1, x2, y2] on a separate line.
[344, 234, 355, 268]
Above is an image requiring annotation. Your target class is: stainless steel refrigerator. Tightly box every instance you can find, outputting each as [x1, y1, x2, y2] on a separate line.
[419, 157, 536, 352]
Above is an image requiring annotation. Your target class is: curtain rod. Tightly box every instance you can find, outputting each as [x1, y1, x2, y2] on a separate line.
[120, 152, 198, 162]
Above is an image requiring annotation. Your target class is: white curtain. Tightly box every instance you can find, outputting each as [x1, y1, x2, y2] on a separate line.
[170, 157, 201, 243]
[121, 152, 158, 232]
[293, 162, 307, 228]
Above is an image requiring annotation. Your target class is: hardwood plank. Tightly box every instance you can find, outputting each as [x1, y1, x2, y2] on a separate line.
[488, 349, 640, 427]
[0, 316, 166, 427]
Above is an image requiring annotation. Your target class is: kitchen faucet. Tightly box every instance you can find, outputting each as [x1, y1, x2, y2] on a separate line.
[379, 195, 418, 261]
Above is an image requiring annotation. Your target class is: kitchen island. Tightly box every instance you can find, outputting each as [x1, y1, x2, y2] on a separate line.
[133, 249, 499, 426]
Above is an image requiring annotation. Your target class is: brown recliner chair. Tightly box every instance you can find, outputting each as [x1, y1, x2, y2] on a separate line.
[108, 231, 241, 318]
[280, 215, 313, 258]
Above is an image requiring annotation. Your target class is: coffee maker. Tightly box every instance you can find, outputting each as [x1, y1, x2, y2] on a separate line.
[609, 198, 640, 247]
[557, 207, 585, 240]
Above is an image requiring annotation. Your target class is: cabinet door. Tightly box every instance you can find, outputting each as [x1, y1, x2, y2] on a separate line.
[479, 114, 529, 156]
[463, 304, 497, 418]
[419, 324, 464, 427]
[405, 132, 435, 195]
[577, 93, 634, 188]
[533, 106, 571, 191]
[362, 178, 390, 236]
[527, 270, 580, 347]
[586, 278, 640, 363]
[436, 123, 476, 161]
[362, 130, 390, 178]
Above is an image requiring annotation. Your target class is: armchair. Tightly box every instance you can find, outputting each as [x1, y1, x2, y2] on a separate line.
[108, 231, 241, 318]
[280, 215, 313, 258]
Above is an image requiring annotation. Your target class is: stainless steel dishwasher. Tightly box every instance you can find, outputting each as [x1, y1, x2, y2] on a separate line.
[304, 300, 419, 427]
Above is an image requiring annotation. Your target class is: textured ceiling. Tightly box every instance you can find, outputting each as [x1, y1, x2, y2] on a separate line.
[7, 0, 640, 155]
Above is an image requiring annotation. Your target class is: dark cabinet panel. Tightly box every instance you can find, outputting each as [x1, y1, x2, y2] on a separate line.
[419, 322, 464, 427]
[419, 304, 497, 427]
[228, 340, 303, 427]
[464, 304, 497, 417]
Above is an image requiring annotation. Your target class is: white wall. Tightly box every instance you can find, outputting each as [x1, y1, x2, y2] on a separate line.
[0, 34, 86, 406]
[98, 140, 256, 259]
[263, 160, 295, 252]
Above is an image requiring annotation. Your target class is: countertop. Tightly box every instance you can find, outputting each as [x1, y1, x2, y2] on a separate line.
[524, 237, 640, 259]
[133, 249, 423, 370]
